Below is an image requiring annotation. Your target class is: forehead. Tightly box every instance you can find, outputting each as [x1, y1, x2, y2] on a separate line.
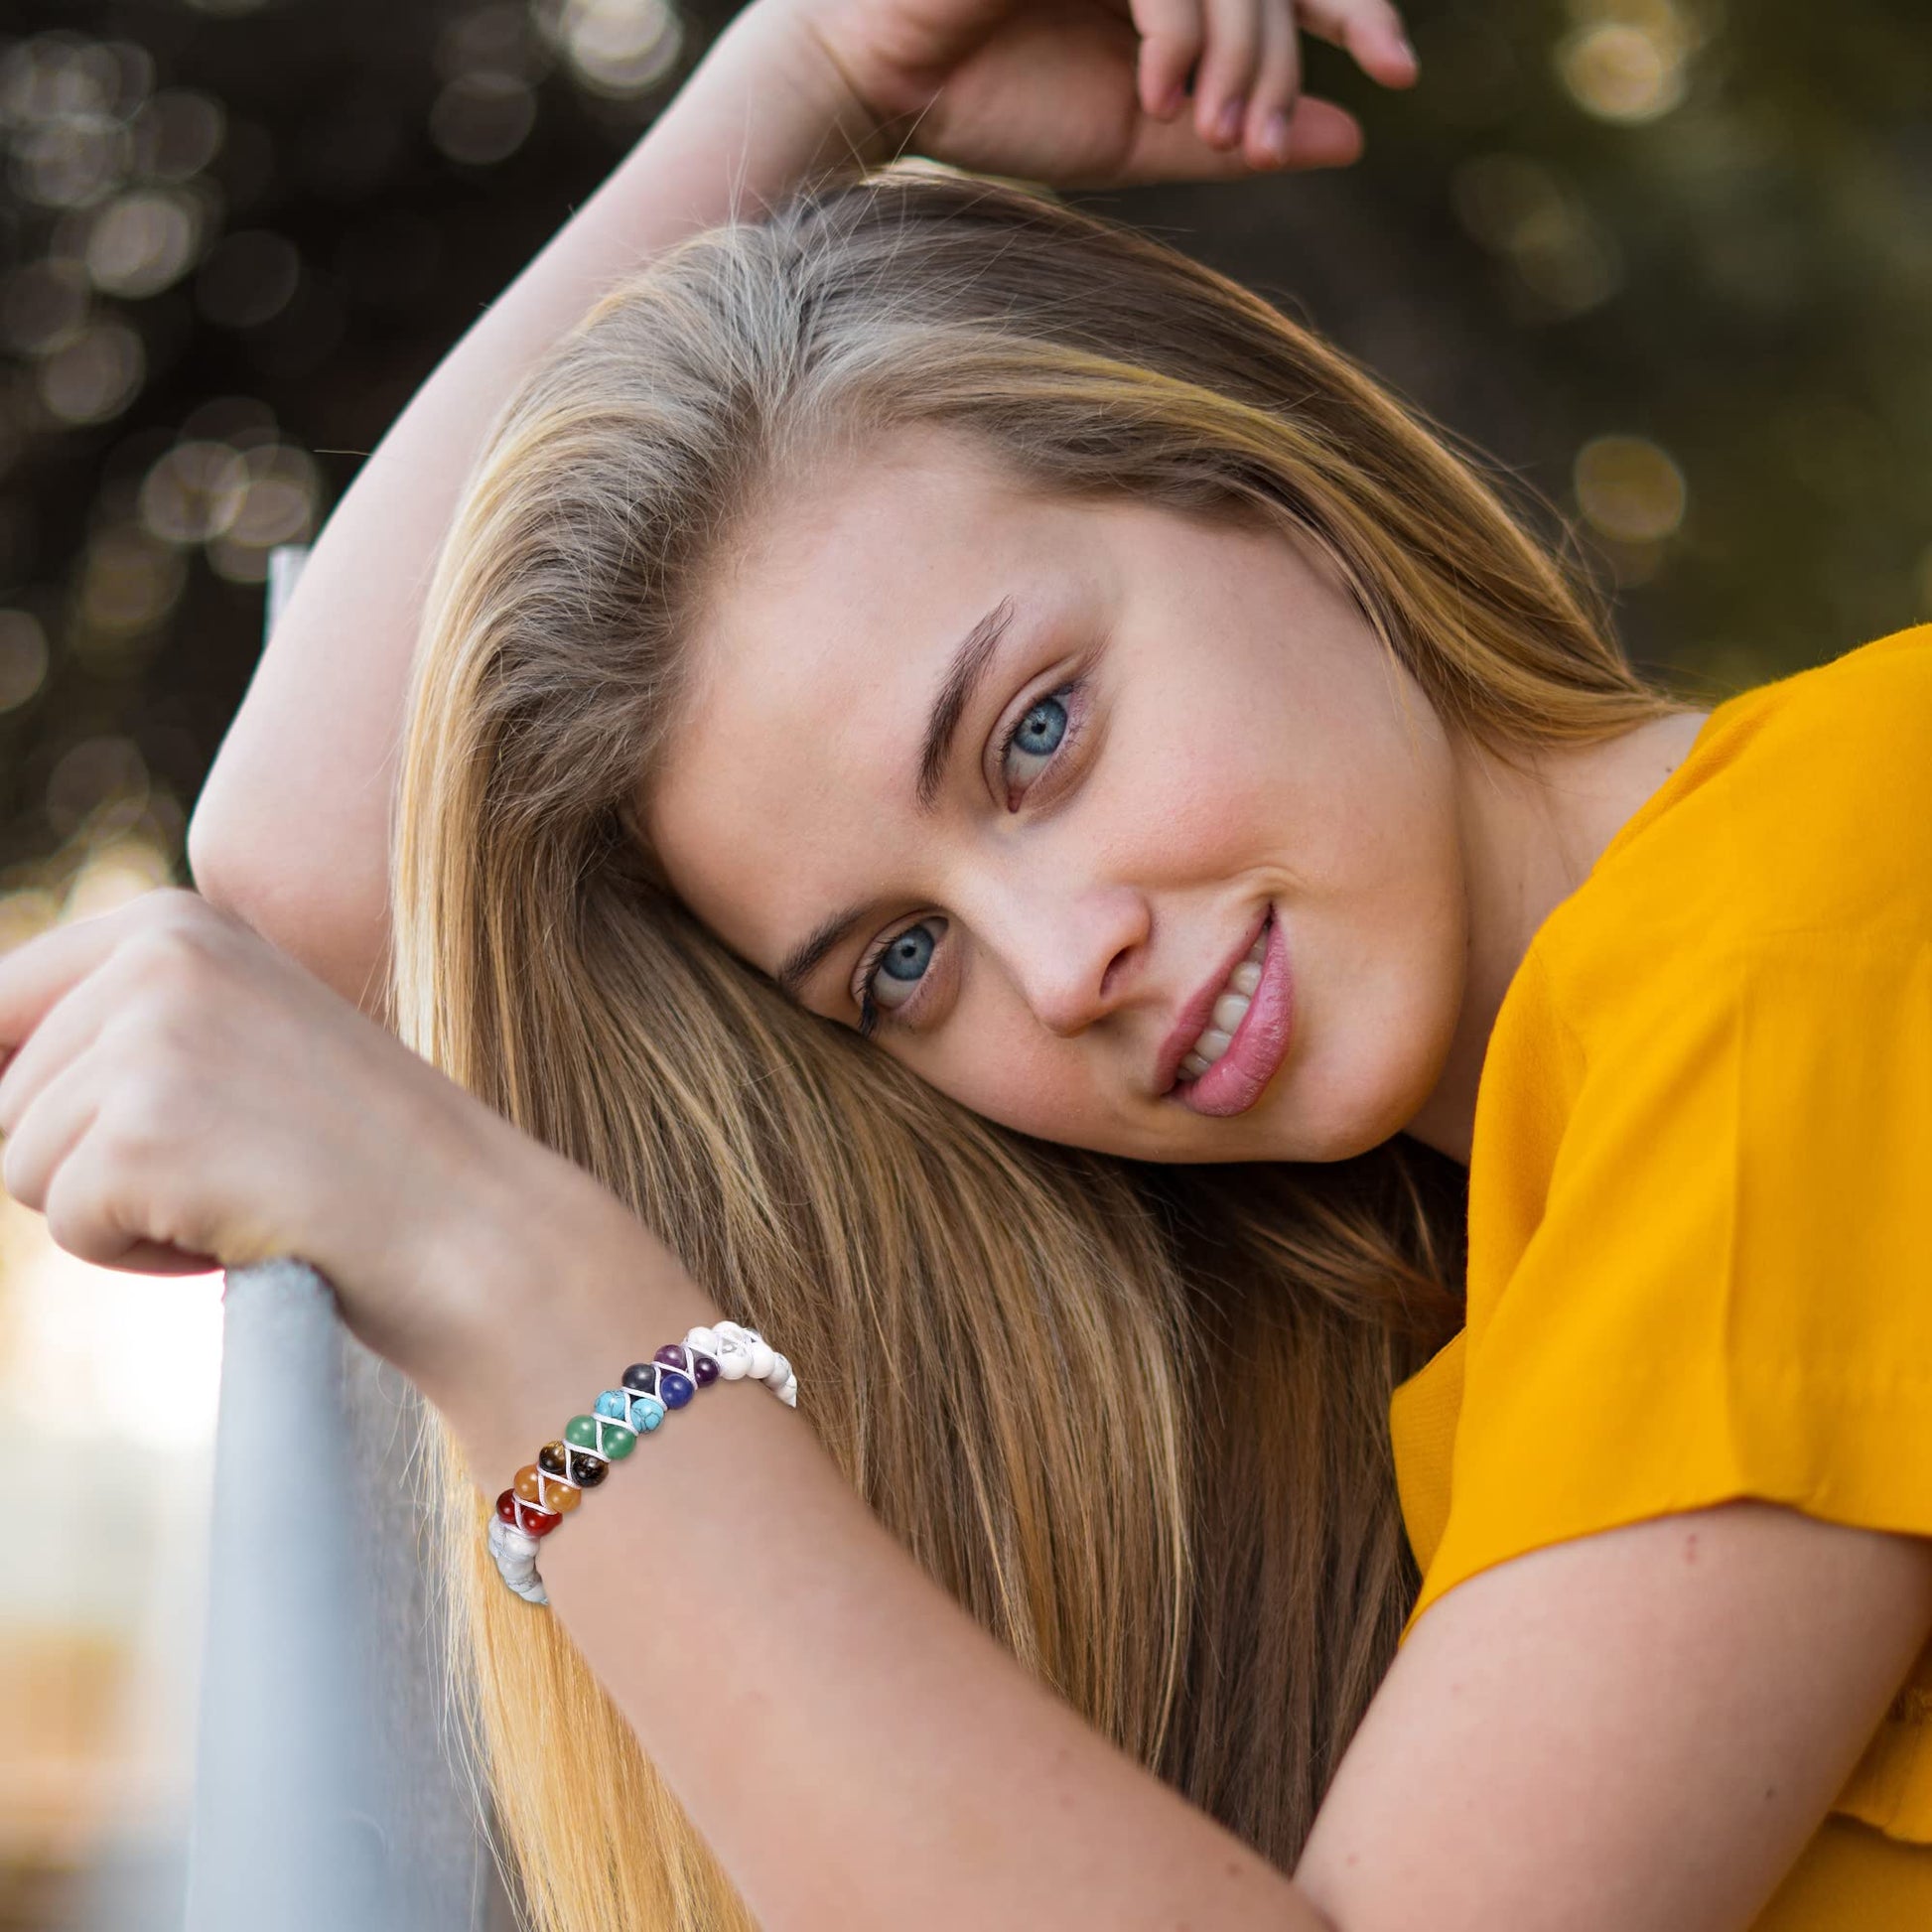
[643, 428, 1082, 969]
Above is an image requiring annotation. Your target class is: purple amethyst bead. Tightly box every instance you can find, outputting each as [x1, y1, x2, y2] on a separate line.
[689, 1348, 720, 1387]
[653, 1343, 690, 1373]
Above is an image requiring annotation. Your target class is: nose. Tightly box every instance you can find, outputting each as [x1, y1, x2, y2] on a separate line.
[984, 877, 1152, 1038]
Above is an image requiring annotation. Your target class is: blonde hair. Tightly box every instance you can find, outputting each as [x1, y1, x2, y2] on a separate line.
[391, 159, 1687, 1930]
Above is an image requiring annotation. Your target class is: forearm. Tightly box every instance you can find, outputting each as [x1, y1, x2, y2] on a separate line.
[187, 0, 879, 1014]
[429, 1182, 1336, 1932]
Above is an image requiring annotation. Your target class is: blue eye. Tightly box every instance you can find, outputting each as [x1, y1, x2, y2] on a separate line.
[866, 916, 945, 1018]
[1005, 695, 1067, 786]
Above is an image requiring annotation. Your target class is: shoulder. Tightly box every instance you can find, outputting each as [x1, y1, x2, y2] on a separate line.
[1536, 622, 1932, 1030]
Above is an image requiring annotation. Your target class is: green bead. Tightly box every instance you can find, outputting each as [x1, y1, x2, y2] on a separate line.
[566, 1412, 634, 1458]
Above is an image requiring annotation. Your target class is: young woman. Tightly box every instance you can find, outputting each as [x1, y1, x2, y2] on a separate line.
[4, 1, 1930, 1927]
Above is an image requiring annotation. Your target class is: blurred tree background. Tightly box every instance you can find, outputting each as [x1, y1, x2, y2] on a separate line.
[0, 0, 1928, 922]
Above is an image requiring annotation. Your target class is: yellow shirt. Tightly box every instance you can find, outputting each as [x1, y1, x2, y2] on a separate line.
[1388, 623, 1932, 1927]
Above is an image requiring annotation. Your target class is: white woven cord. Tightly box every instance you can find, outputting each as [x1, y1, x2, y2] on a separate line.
[488, 1320, 797, 1606]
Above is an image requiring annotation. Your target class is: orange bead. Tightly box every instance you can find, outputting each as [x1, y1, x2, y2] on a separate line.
[512, 1463, 581, 1513]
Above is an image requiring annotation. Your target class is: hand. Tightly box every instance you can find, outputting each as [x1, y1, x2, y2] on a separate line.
[768, 0, 1417, 189]
[0, 887, 566, 1393]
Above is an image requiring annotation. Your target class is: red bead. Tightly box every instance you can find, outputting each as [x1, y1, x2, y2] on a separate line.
[496, 1488, 560, 1536]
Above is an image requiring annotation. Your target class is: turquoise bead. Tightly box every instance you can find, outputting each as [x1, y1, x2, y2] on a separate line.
[626, 1392, 666, 1432]
[595, 1389, 629, 1422]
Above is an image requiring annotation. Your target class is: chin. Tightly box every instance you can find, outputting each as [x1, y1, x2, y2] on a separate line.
[1229, 1006, 1450, 1165]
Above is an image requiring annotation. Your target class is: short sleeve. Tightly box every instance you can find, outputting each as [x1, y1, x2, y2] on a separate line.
[1412, 927, 1932, 1633]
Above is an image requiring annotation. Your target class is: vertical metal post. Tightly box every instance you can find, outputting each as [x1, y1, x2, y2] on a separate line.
[181, 545, 510, 1932]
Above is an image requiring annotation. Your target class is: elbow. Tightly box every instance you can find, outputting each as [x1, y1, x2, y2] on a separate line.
[186, 799, 393, 1020]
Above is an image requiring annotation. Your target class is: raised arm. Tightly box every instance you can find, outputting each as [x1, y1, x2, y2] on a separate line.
[185, 4, 881, 1014]
[184, 0, 1416, 1014]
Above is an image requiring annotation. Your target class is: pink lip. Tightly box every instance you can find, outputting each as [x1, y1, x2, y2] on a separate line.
[1169, 907, 1294, 1118]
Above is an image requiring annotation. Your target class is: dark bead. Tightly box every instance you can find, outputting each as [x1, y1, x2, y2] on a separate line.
[496, 1488, 560, 1537]
[568, 1451, 608, 1486]
[538, 1442, 569, 1477]
[689, 1348, 721, 1387]
[658, 1368, 695, 1409]
[621, 1361, 660, 1398]
[653, 1343, 691, 1374]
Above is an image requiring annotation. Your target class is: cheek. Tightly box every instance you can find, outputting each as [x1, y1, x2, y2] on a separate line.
[893, 1007, 1102, 1144]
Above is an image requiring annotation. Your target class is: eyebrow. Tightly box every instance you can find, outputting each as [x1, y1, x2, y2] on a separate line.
[773, 593, 1019, 1005]
[916, 593, 1018, 813]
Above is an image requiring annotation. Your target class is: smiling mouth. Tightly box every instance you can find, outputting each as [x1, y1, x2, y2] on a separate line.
[1175, 922, 1269, 1082]
[1170, 907, 1295, 1119]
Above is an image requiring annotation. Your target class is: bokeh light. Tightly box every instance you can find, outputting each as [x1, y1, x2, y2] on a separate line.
[1575, 434, 1689, 543]
[1556, 1, 1707, 125]
[536, 0, 684, 99]
[430, 72, 538, 167]
[84, 187, 205, 299]
[35, 318, 146, 425]
[126, 87, 225, 182]
[45, 734, 151, 842]
[137, 438, 250, 544]
[1450, 153, 1623, 319]
[0, 608, 50, 714]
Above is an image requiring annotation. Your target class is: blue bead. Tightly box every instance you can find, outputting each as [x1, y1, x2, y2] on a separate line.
[626, 1392, 666, 1432]
[658, 1369, 695, 1409]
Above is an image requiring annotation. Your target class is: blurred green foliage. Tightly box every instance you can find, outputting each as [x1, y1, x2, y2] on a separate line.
[0, 0, 1927, 901]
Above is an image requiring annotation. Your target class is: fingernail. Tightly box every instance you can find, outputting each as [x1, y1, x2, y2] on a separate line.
[1215, 96, 1244, 144]
[1395, 32, 1418, 68]
[1261, 109, 1290, 163]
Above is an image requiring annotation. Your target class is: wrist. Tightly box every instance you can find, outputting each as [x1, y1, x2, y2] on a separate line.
[415, 1143, 722, 1479]
[660, 0, 897, 181]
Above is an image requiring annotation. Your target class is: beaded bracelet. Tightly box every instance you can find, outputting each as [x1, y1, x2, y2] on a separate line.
[485, 1319, 796, 1606]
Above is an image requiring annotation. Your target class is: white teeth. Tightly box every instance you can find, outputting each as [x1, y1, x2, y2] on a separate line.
[1174, 917, 1275, 1084]
[1211, 991, 1250, 1034]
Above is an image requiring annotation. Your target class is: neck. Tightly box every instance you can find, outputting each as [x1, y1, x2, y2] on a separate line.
[1400, 708, 1710, 1168]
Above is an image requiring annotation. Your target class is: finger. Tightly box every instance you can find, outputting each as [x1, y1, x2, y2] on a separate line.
[1242, 0, 1302, 168]
[0, 906, 125, 1059]
[1194, 0, 1264, 149]
[0, 969, 109, 1137]
[1110, 90, 1360, 186]
[1295, 0, 1419, 87]
[1, 1051, 99, 1217]
[1129, 0, 1204, 118]
[41, 1135, 156, 1273]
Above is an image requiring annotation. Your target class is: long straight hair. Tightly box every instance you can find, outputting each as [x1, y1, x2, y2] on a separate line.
[390, 159, 1688, 1930]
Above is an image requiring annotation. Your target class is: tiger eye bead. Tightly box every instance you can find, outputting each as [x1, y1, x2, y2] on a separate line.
[538, 1442, 569, 1477]
[496, 1489, 560, 1537]
[568, 1451, 607, 1485]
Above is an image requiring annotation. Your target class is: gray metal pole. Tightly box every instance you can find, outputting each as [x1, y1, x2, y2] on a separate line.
[181, 545, 510, 1932]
